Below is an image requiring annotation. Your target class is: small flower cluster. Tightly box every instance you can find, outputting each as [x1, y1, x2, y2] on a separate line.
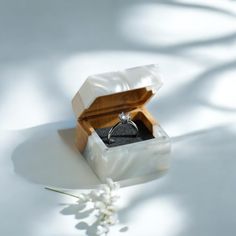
[76, 179, 120, 235]
[46, 178, 120, 236]
[94, 179, 120, 235]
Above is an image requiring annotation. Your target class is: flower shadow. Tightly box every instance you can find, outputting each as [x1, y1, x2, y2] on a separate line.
[60, 201, 100, 235]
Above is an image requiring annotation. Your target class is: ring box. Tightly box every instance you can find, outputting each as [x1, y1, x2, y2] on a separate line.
[72, 64, 171, 182]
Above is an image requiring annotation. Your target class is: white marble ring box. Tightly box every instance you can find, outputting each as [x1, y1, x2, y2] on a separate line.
[72, 64, 171, 182]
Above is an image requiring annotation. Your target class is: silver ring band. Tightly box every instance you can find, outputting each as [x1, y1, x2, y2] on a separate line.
[107, 112, 139, 144]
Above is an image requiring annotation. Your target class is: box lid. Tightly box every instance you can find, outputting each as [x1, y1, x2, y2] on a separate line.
[72, 64, 163, 120]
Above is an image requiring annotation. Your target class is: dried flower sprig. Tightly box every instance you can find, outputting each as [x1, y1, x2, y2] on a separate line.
[45, 178, 120, 236]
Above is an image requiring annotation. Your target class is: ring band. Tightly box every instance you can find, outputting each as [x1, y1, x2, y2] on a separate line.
[107, 112, 139, 144]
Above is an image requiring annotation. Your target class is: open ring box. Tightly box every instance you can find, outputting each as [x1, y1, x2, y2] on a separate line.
[72, 64, 171, 182]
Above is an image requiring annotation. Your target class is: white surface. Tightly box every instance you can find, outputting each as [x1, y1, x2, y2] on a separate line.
[1, 0, 236, 235]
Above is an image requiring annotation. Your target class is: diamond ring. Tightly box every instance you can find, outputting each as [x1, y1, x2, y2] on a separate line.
[107, 112, 139, 144]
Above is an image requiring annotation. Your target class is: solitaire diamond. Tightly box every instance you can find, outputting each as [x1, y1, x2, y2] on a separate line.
[119, 112, 131, 124]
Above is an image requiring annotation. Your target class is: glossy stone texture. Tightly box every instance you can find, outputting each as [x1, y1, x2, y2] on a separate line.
[84, 123, 171, 182]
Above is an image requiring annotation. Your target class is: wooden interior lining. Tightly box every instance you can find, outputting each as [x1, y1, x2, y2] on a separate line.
[80, 88, 154, 119]
[76, 122, 89, 153]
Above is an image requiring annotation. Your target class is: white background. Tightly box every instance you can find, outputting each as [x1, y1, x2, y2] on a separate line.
[0, 0, 236, 235]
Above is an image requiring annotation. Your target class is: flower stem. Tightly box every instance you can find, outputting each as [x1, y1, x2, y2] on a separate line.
[45, 187, 80, 199]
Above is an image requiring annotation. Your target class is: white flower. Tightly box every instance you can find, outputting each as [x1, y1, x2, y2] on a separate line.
[100, 208, 113, 216]
[106, 215, 119, 225]
[90, 190, 101, 199]
[77, 193, 88, 201]
[100, 193, 110, 204]
[94, 201, 106, 210]
[100, 184, 111, 195]
[107, 205, 117, 212]
[96, 225, 109, 236]
[110, 195, 120, 203]
[106, 178, 120, 191]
